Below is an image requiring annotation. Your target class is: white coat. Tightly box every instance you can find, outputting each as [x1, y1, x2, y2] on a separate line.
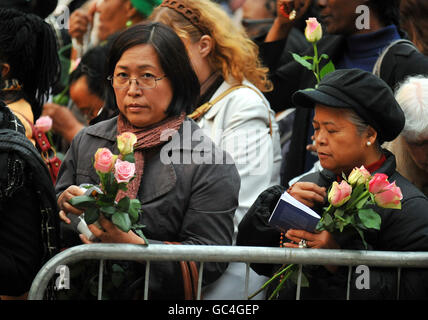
[200, 79, 282, 299]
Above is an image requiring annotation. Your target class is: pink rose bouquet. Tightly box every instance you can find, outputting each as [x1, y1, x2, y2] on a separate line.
[68, 132, 147, 242]
[316, 168, 403, 246]
[250, 166, 403, 300]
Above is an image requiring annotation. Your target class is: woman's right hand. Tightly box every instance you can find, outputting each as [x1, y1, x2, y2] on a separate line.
[68, 0, 97, 44]
[68, 9, 91, 44]
[276, 0, 310, 24]
[266, 0, 311, 42]
[287, 181, 327, 208]
[58, 185, 85, 224]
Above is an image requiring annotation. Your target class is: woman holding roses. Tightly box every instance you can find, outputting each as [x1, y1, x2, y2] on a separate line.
[56, 22, 240, 299]
[151, 0, 282, 300]
[237, 69, 428, 299]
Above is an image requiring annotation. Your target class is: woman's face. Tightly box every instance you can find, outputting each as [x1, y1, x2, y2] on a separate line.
[96, 0, 129, 41]
[318, 0, 368, 35]
[69, 76, 104, 119]
[113, 44, 172, 128]
[180, 37, 213, 85]
[313, 105, 371, 174]
[404, 138, 428, 173]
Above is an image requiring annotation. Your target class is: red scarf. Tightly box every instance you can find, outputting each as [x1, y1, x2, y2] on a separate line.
[116, 112, 186, 201]
[337, 154, 387, 182]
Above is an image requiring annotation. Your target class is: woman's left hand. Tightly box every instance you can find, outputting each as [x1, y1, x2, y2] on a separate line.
[284, 229, 340, 273]
[79, 214, 146, 245]
[283, 229, 340, 250]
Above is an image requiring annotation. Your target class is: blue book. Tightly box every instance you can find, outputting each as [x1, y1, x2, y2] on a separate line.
[268, 191, 321, 233]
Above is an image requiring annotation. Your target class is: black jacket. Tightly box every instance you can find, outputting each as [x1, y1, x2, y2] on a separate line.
[0, 103, 60, 296]
[237, 151, 428, 299]
[260, 34, 428, 185]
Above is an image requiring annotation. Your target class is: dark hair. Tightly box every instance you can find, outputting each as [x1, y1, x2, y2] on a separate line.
[106, 22, 200, 117]
[0, 8, 60, 119]
[400, 0, 428, 55]
[367, 0, 404, 36]
[70, 45, 108, 100]
[0, 0, 58, 19]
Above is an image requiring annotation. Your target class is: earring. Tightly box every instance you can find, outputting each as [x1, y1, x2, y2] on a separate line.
[366, 141, 372, 147]
[126, 20, 133, 28]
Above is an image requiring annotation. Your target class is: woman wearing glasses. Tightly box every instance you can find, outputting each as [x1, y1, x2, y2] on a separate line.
[55, 22, 240, 299]
[151, 0, 282, 300]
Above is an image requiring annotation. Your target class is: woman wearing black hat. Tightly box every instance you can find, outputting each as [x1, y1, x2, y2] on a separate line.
[237, 69, 428, 299]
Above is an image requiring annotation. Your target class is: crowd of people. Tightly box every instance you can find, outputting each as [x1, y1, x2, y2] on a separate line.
[0, 0, 427, 300]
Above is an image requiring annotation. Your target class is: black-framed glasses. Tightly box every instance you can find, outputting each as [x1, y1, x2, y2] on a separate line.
[107, 74, 166, 90]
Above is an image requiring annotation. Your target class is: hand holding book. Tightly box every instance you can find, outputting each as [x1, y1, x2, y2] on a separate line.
[269, 182, 326, 233]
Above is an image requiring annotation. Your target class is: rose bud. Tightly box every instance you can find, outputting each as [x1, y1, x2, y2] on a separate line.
[114, 159, 136, 184]
[328, 180, 352, 207]
[348, 165, 371, 186]
[368, 173, 390, 194]
[117, 132, 137, 155]
[305, 17, 322, 43]
[34, 115, 53, 133]
[373, 181, 403, 209]
[94, 148, 117, 173]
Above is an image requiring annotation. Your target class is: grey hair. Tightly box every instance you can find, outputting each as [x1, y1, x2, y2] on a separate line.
[394, 75, 428, 142]
[344, 109, 382, 151]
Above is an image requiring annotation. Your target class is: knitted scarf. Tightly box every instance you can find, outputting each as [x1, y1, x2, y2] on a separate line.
[116, 112, 186, 201]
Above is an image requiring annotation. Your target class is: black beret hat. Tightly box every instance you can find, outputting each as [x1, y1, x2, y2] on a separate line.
[292, 69, 405, 143]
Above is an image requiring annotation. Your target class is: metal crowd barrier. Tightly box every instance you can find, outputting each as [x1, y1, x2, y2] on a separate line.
[28, 244, 428, 300]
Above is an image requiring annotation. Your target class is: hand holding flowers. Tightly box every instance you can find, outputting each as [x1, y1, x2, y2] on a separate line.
[68, 132, 148, 244]
[250, 166, 403, 299]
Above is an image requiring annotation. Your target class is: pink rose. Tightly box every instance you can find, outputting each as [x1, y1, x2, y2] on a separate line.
[305, 17, 322, 43]
[117, 132, 137, 155]
[373, 181, 403, 209]
[328, 180, 352, 207]
[114, 159, 135, 183]
[368, 173, 390, 194]
[94, 148, 116, 173]
[34, 116, 53, 133]
[348, 165, 371, 186]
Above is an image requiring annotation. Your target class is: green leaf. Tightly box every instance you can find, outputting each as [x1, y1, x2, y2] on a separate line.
[100, 205, 116, 218]
[111, 264, 125, 288]
[320, 60, 335, 80]
[334, 208, 344, 218]
[112, 212, 132, 232]
[118, 183, 128, 191]
[69, 195, 97, 209]
[122, 153, 135, 163]
[117, 197, 130, 212]
[353, 225, 368, 249]
[84, 207, 100, 225]
[289, 268, 309, 287]
[128, 199, 142, 223]
[292, 53, 313, 70]
[133, 228, 149, 246]
[319, 53, 330, 61]
[358, 209, 381, 230]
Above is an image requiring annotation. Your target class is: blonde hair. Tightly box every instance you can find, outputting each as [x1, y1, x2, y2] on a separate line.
[150, 0, 272, 92]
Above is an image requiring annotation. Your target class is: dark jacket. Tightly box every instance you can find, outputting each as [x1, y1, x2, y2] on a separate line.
[0, 104, 59, 296]
[56, 116, 240, 299]
[260, 34, 428, 185]
[237, 151, 428, 299]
